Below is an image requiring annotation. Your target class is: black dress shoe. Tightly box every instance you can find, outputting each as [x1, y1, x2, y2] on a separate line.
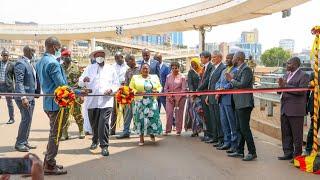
[101, 147, 109, 156]
[110, 131, 116, 136]
[90, 143, 98, 150]
[205, 138, 215, 143]
[25, 143, 37, 149]
[191, 133, 199, 137]
[15, 144, 29, 152]
[278, 154, 293, 160]
[116, 134, 130, 139]
[228, 152, 244, 158]
[6, 119, 15, 124]
[200, 136, 209, 142]
[226, 148, 237, 154]
[217, 144, 230, 150]
[243, 153, 257, 161]
[213, 142, 223, 147]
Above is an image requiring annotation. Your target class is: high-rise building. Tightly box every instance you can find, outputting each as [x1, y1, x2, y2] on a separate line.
[237, 28, 262, 60]
[240, 28, 259, 43]
[279, 39, 295, 53]
[132, 32, 183, 46]
[205, 42, 219, 53]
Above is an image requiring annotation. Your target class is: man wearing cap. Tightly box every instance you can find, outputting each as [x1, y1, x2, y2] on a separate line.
[0, 49, 15, 124]
[110, 51, 128, 135]
[79, 47, 120, 156]
[60, 48, 85, 140]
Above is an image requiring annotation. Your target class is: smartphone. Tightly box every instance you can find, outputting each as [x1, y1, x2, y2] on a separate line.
[0, 158, 32, 174]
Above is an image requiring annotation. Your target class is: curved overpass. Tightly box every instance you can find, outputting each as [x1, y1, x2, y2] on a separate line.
[0, 0, 309, 40]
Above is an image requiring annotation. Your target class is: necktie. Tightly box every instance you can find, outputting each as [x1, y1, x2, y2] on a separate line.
[201, 66, 206, 82]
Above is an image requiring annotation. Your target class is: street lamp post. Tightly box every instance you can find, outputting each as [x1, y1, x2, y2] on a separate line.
[193, 25, 213, 52]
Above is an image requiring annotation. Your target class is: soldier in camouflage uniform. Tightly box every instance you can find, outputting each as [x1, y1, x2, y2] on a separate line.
[60, 49, 85, 140]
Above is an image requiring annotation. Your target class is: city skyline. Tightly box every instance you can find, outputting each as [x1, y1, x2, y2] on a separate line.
[183, 0, 319, 53]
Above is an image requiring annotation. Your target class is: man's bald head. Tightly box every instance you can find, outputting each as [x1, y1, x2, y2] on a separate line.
[154, 52, 162, 63]
[45, 36, 61, 55]
[233, 51, 246, 67]
[286, 57, 301, 72]
[23, 45, 35, 60]
[142, 48, 151, 61]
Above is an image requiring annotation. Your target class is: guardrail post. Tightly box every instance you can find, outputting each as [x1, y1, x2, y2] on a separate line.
[267, 101, 273, 116]
[260, 99, 266, 111]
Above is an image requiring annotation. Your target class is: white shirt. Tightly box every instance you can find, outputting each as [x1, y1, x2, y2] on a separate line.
[287, 68, 299, 83]
[23, 56, 37, 89]
[143, 59, 151, 65]
[113, 62, 128, 85]
[79, 63, 120, 109]
[159, 62, 163, 70]
[214, 62, 222, 70]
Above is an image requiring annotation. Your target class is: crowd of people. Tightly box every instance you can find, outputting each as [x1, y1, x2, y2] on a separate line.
[0, 36, 319, 176]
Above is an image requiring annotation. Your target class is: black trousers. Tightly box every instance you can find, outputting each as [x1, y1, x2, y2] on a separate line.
[281, 114, 304, 157]
[209, 103, 223, 141]
[44, 110, 68, 167]
[235, 107, 256, 154]
[110, 99, 118, 134]
[201, 97, 212, 138]
[88, 108, 112, 148]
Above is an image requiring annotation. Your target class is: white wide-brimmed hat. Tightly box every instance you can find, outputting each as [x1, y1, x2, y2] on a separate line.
[89, 46, 108, 59]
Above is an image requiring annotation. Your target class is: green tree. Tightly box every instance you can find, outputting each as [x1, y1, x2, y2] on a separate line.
[261, 47, 291, 67]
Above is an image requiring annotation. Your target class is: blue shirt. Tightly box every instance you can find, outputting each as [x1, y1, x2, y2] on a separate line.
[36, 53, 67, 111]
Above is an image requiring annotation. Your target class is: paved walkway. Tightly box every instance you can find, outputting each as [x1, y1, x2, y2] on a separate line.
[0, 99, 319, 180]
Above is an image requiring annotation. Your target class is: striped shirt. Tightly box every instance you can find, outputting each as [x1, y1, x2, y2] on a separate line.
[0, 61, 7, 83]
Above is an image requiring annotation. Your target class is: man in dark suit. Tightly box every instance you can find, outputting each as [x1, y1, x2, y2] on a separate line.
[226, 51, 257, 161]
[14, 46, 40, 152]
[0, 49, 15, 124]
[197, 51, 214, 142]
[154, 52, 170, 111]
[140, 49, 160, 78]
[278, 57, 309, 160]
[205, 51, 225, 146]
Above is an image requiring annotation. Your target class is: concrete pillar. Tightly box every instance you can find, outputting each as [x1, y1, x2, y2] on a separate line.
[90, 37, 96, 52]
[267, 101, 273, 117]
[199, 26, 205, 52]
[61, 40, 73, 50]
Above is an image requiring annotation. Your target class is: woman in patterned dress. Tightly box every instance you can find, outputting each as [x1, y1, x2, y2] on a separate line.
[129, 63, 162, 146]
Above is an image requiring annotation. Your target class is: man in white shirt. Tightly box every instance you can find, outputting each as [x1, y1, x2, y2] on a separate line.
[79, 49, 120, 156]
[110, 52, 128, 135]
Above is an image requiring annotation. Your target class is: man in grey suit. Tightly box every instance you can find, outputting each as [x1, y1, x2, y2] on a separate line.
[197, 51, 214, 142]
[205, 51, 225, 146]
[278, 57, 309, 161]
[140, 49, 160, 78]
[14, 46, 40, 152]
[0, 49, 15, 124]
[226, 51, 257, 161]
